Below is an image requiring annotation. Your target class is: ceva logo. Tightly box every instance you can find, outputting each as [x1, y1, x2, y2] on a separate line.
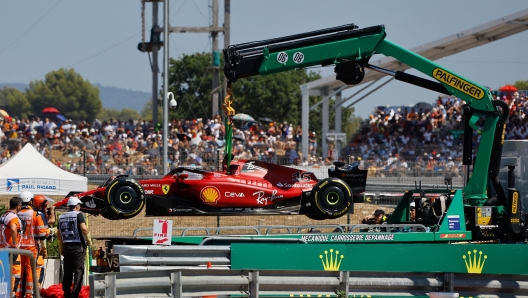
[6, 179, 19, 192]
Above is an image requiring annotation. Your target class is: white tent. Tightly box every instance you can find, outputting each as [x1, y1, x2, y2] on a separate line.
[0, 143, 87, 195]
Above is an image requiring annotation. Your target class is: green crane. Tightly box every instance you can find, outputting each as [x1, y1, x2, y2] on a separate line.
[223, 24, 521, 242]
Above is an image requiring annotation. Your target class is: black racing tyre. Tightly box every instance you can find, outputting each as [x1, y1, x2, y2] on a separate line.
[305, 213, 327, 221]
[101, 208, 123, 220]
[310, 178, 353, 219]
[103, 178, 145, 219]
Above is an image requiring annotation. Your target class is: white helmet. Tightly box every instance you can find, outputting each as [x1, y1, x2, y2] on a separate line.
[18, 191, 34, 203]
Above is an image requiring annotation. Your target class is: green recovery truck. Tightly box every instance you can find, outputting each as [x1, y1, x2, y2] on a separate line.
[217, 23, 528, 276]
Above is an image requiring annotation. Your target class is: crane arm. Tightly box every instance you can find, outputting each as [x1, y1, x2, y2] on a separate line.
[223, 23, 507, 205]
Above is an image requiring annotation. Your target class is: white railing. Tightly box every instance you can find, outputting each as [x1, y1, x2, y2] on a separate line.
[0, 248, 41, 298]
[90, 268, 528, 298]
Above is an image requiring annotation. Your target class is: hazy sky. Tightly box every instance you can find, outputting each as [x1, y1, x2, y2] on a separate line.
[1, 1, 527, 119]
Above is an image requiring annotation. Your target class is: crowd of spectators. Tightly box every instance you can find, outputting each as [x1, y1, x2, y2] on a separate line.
[0, 112, 307, 175]
[344, 91, 527, 178]
[0, 91, 525, 177]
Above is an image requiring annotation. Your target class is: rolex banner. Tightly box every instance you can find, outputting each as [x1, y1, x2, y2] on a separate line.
[231, 243, 528, 275]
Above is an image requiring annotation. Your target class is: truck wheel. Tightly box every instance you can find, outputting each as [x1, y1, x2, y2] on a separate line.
[310, 178, 352, 219]
[104, 178, 145, 218]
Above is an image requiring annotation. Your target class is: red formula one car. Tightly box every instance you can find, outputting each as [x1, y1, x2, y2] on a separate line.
[55, 159, 368, 220]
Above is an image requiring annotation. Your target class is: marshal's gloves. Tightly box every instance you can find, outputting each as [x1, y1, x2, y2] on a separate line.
[40, 246, 48, 258]
[86, 232, 93, 246]
[40, 239, 48, 258]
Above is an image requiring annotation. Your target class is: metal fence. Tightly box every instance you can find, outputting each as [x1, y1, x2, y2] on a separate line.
[2, 248, 41, 298]
[90, 267, 528, 298]
[47, 146, 465, 180]
[93, 242, 528, 297]
[84, 164, 464, 186]
[130, 223, 429, 238]
[113, 245, 231, 272]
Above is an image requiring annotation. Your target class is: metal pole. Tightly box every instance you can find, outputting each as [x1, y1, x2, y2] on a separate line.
[7, 248, 40, 298]
[301, 84, 309, 161]
[333, 79, 379, 110]
[152, 2, 159, 125]
[223, 0, 230, 99]
[83, 150, 87, 176]
[162, 0, 169, 175]
[343, 77, 394, 109]
[211, 0, 219, 118]
[309, 85, 347, 111]
[322, 94, 329, 158]
[335, 91, 342, 155]
[216, 149, 220, 171]
[334, 137, 338, 161]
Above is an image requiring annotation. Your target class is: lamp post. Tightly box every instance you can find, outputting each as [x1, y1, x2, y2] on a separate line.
[162, 0, 169, 175]
[163, 92, 177, 174]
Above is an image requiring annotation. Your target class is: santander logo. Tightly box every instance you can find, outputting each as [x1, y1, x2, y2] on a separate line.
[276, 182, 311, 188]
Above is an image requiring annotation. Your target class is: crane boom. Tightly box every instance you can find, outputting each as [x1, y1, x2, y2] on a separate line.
[223, 23, 509, 207]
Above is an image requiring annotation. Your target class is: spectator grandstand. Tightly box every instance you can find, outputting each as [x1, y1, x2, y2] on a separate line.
[0, 91, 525, 179]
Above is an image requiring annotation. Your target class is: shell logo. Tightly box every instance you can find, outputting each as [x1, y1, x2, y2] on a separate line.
[200, 186, 220, 204]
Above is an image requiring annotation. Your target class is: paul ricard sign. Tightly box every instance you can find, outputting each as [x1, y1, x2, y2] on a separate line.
[6, 178, 60, 192]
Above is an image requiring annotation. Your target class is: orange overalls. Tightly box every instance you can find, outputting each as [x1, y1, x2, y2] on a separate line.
[16, 208, 49, 298]
[36, 211, 52, 287]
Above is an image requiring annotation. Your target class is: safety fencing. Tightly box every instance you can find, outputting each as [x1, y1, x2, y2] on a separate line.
[2, 248, 41, 298]
[84, 163, 465, 185]
[50, 141, 467, 174]
[90, 267, 528, 298]
[131, 224, 348, 238]
[99, 244, 528, 297]
[113, 245, 231, 272]
[130, 223, 428, 238]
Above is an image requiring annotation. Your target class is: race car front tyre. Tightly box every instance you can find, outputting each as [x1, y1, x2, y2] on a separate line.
[103, 178, 145, 219]
[101, 208, 124, 220]
[310, 178, 353, 219]
[305, 213, 327, 221]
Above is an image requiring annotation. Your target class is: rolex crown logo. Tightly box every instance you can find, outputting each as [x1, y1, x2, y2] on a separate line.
[319, 249, 344, 271]
[462, 249, 487, 274]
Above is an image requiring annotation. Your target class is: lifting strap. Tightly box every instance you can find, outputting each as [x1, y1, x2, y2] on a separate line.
[222, 82, 235, 173]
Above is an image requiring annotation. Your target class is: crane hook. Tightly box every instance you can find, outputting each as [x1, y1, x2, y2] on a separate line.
[222, 82, 236, 123]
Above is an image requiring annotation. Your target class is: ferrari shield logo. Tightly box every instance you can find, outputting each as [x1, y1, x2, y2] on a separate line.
[162, 184, 170, 194]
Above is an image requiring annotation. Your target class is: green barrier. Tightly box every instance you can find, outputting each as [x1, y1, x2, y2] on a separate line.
[231, 243, 528, 275]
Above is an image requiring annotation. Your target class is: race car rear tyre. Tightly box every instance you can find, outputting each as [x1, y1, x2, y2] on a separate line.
[310, 178, 352, 219]
[103, 178, 145, 219]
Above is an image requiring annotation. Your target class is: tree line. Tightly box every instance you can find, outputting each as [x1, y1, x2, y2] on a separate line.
[0, 52, 364, 137]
